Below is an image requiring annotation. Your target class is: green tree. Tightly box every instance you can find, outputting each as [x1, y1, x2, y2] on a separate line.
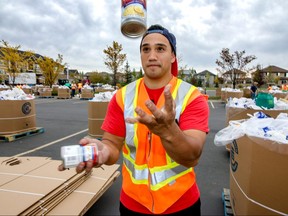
[137, 67, 144, 79]
[37, 54, 65, 88]
[252, 65, 265, 87]
[216, 48, 256, 89]
[123, 61, 133, 85]
[103, 41, 126, 86]
[89, 72, 107, 84]
[0, 40, 35, 85]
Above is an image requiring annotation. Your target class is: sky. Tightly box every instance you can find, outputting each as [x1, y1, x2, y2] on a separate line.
[1, 0, 288, 75]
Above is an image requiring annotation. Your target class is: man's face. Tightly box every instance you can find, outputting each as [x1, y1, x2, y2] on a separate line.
[140, 33, 175, 79]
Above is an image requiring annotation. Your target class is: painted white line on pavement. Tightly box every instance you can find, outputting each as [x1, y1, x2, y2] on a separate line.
[12, 129, 88, 157]
[210, 101, 215, 109]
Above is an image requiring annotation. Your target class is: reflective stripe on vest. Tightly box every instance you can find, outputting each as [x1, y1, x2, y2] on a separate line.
[121, 78, 196, 191]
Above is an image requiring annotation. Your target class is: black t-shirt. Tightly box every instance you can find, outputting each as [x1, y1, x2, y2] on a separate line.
[251, 85, 257, 93]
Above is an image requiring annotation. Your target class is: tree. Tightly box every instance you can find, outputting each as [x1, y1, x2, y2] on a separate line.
[123, 61, 133, 85]
[0, 40, 35, 85]
[252, 64, 265, 87]
[137, 67, 144, 79]
[37, 54, 65, 87]
[89, 72, 107, 84]
[103, 41, 126, 86]
[216, 48, 256, 89]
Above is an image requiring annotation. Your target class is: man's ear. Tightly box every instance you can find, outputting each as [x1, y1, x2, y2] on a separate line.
[171, 53, 176, 64]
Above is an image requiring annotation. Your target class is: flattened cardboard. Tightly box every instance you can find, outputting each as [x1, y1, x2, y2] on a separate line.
[49, 166, 120, 215]
[0, 157, 120, 216]
[230, 136, 288, 215]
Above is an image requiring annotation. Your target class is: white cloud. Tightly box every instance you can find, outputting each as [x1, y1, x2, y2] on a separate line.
[1, 0, 287, 73]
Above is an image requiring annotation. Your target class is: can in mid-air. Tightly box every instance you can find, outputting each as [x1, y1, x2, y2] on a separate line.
[121, 0, 147, 38]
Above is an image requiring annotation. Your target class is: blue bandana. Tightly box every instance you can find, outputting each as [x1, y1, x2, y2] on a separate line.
[140, 25, 177, 56]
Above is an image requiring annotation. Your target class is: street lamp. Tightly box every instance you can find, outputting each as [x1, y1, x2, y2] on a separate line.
[66, 66, 69, 80]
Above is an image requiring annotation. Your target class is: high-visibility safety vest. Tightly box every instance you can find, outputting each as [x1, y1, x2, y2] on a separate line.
[115, 76, 201, 213]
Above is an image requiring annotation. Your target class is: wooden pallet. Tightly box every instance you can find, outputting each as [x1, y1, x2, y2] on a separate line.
[57, 97, 71, 99]
[39, 96, 54, 98]
[0, 127, 45, 142]
[222, 188, 234, 216]
[80, 98, 93, 100]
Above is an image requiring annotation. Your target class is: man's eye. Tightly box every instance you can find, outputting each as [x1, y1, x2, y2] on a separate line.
[157, 47, 165, 52]
[142, 47, 149, 52]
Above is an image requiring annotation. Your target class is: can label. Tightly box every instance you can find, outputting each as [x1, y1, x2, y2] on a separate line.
[121, 0, 147, 38]
[61, 145, 98, 168]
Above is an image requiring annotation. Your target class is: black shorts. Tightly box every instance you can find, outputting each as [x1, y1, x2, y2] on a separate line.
[119, 198, 201, 216]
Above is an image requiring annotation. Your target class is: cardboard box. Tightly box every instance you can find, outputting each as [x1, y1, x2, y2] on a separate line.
[243, 88, 251, 98]
[22, 88, 33, 94]
[226, 91, 243, 100]
[39, 87, 52, 97]
[225, 106, 288, 126]
[225, 106, 288, 151]
[88, 101, 109, 138]
[0, 99, 36, 134]
[57, 89, 71, 99]
[81, 89, 94, 99]
[230, 136, 288, 215]
[273, 92, 288, 99]
[216, 88, 221, 97]
[221, 90, 227, 102]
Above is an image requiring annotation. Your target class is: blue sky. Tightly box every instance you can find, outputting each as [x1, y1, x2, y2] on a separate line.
[1, 0, 287, 74]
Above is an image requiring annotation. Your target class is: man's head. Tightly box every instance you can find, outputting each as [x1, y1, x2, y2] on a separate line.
[140, 24, 177, 56]
[140, 24, 178, 77]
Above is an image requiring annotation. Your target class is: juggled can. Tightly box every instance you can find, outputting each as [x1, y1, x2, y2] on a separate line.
[121, 0, 147, 38]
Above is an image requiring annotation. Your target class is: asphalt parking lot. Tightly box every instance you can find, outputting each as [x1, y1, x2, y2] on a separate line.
[0, 96, 229, 216]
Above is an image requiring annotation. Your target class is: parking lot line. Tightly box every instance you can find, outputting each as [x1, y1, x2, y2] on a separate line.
[12, 129, 88, 157]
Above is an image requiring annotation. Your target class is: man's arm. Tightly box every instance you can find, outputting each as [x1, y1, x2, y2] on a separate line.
[58, 132, 124, 173]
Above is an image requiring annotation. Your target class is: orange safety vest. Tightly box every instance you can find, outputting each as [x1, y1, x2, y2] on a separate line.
[71, 84, 77, 90]
[78, 83, 82, 89]
[282, 84, 287, 91]
[115, 76, 201, 213]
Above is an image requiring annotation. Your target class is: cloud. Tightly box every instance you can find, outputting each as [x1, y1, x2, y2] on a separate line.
[1, 0, 287, 73]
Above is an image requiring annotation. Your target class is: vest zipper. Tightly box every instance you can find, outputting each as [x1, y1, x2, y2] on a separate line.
[147, 131, 155, 212]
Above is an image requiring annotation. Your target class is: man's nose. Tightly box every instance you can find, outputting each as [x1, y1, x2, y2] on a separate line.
[148, 50, 157, 60]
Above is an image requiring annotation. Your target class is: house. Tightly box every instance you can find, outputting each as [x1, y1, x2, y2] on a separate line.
[259, 65, 288, 85]
[195, 70, 216, 87]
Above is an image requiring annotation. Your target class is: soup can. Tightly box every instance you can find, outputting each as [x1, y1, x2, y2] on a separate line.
[121, 0, 147, 38]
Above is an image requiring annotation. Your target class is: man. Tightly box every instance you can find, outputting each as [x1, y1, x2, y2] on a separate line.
[250, 82, 258, 99]
[59, 24, 209, 215]
[71, 82, 77, 97]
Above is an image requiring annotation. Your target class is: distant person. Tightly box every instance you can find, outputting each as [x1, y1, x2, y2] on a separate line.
[267, 84, 272, 91]
[77, 81, 82, 94]
[59, 24, 209, 215]
[250, 82, 258, 99]
[71, 82, 77, 97]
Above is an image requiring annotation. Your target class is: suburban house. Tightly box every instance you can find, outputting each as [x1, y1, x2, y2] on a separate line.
[195, 70, 217, 87]
[257, 65, 288, 85]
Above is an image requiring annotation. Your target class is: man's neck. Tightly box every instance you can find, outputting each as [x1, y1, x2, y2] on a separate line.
[143, 74, 173, 89]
